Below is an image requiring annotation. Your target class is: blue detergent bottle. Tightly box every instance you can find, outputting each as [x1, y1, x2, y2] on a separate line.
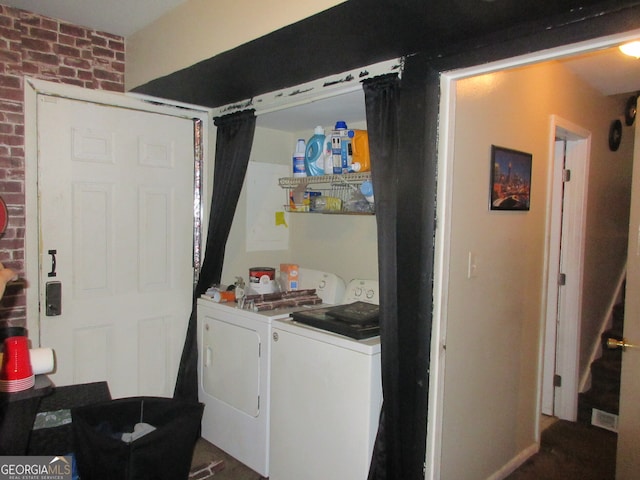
[305, 126, 326, 176]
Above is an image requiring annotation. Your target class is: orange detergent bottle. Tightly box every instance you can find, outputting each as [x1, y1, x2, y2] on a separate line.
[348, 129, 370, 172]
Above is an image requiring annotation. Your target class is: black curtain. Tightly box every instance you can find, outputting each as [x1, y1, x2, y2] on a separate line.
[174, 109, 256, 402]
[365, 62, 434, 479]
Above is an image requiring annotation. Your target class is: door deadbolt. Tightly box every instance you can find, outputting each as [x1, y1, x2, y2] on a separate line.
[45, 281, 62, 316]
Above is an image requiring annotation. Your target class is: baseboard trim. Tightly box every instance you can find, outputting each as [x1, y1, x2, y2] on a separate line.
[486, 442, 539, 480]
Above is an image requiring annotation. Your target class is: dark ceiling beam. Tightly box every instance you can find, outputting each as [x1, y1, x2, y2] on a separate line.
[131, 0, 640, 108]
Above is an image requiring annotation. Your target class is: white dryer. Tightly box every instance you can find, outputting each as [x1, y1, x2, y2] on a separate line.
[197, 268, 345, 477]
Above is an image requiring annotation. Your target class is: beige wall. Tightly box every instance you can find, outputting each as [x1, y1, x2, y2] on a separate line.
[125, 0, 347, 90]
[440, 60, 633, 479]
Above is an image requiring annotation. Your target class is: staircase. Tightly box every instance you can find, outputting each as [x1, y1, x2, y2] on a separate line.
[577, 300, 624, 430]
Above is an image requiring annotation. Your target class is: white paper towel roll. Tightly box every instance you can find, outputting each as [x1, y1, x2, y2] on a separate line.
[29, 347, 55, 375]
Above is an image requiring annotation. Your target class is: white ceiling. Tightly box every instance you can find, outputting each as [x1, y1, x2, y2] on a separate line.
[1, 0, 186, 37]
[2, 0, 639, 98]
[560, 47, 640, 96]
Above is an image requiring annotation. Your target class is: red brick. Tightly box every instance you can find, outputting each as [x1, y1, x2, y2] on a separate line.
[77, 69, 92, 80]
[24, 50, 59, 65]
[9, 147, 23, 158]
[27, 26, 57, 42]
[40, 18, 58, 31]
[0, 88, 22, 102]
[0, 100, 22, 112]
[0, 26, 20, 41]
[38, 69, 59, 80]
[0, 192, 23, 205]
[0, 15, 12, 28]
[94, 68, 120, 82]
[6, 203, 23, 214]
[0, 133, 23, 145]
[58, 33, 75, 46]
[1, 180, 21, 192]
[0, 50, 20, 63]
[111, 61, 125, 73]
[108, 39, 124, 52]
[75, 38, 91, 49]
[8, 40, 21, 54]
[60, 23, 87, 38]
[58, 66, 76, 78]
[0, 74, 20, 88]
[21, 37, 51, 52]
[19, 61, 38, 75]
[99, 80, 124, 92]
[63, 56, 91, 69]
[61, 77, 84, 88]
[56, 44, 81, 58]
[92, 46, 115, 58]
[91, 35, 107, 48]
[19, 13, 41, 27]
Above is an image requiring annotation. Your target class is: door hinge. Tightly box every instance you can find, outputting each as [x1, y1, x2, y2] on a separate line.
[563, 169, 571, 182]
[558, 273, 566, 286]
[554, 374, 562, 387]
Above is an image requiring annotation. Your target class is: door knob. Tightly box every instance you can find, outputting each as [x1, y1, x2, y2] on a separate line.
[606, 338, 638, 351]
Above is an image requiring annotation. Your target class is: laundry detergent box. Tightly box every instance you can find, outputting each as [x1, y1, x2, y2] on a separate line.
[279, 263, 299, 291]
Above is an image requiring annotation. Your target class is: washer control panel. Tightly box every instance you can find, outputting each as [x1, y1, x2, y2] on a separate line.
[343, 279, 379, 305]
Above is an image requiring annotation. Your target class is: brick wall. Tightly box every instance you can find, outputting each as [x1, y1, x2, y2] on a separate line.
[0, 5, 125, 326]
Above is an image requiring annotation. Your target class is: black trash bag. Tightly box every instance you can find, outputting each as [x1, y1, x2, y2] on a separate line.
[71, 396, 203, 480]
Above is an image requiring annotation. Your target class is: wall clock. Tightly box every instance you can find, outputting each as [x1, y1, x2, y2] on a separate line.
[625, 94, 637, 126]
[609, 119, 622, 152]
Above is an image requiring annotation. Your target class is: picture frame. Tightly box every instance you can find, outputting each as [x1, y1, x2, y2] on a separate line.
[490, 145, 532, 211]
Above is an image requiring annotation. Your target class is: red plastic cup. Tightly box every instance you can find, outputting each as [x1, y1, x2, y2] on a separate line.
[1, 336, 33, 381]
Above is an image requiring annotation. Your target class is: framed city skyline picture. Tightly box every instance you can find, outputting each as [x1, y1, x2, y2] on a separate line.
[490, 145, 532, 211]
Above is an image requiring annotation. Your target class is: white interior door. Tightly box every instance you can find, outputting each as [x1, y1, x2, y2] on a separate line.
[616, 121, 640, 479]
[37, 94, 196, 399]
[542, 119, 590, 421]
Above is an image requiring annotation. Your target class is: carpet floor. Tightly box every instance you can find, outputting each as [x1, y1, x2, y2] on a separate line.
[506, 420, 617, 480]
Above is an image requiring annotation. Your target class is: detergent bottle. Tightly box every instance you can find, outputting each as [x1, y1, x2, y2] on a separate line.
[348, 129, 370, 172]
[305, 126, 326, 176]
[292, 139, 306, 178]
[331, 121, 350, 174]
[323, 140, 333, 175]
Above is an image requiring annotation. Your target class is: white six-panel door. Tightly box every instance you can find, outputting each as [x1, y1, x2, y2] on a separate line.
[37, 94, 196, 399]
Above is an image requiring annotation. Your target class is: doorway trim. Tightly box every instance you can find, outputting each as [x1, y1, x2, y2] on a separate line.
[24, 78, 211, 345]
[427, 27, 640, 480]
[541, 116, 591, 421]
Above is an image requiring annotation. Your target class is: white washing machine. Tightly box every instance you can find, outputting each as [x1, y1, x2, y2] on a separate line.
[197, 268, 345, 477]
[269, 279, 382, 480]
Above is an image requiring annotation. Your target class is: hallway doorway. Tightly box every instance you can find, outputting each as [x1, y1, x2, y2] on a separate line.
[541, 118, 591, 422]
